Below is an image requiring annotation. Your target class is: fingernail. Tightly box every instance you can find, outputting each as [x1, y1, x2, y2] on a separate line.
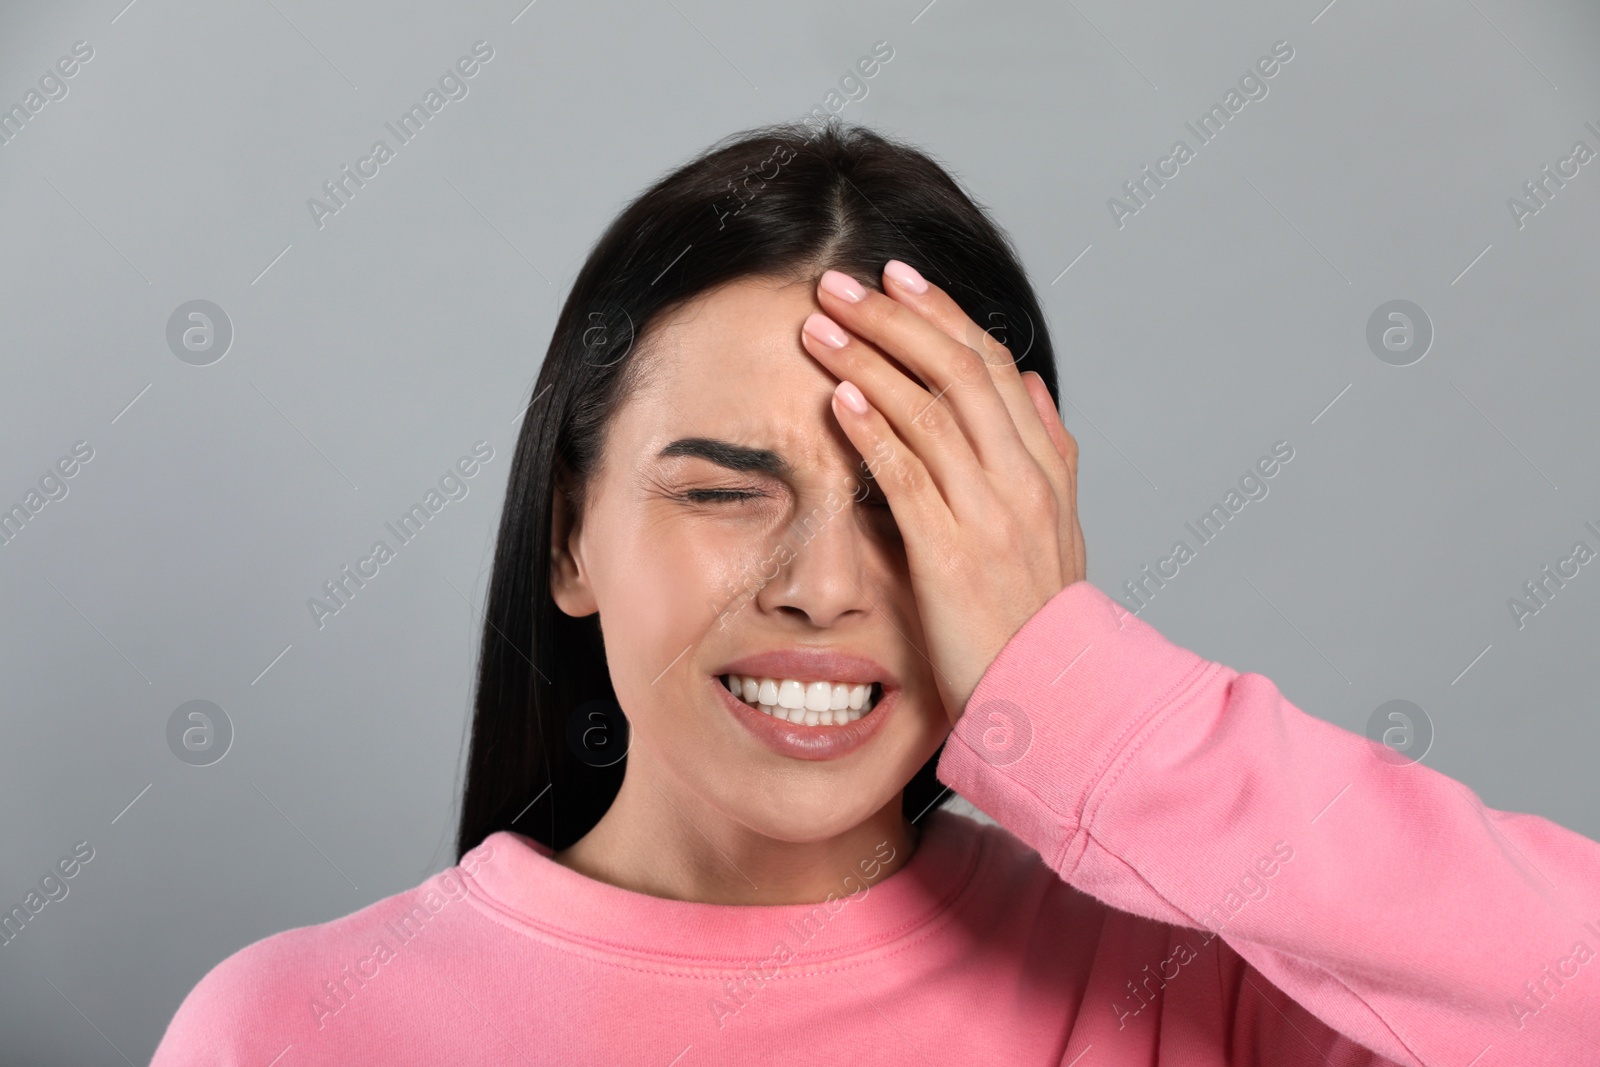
[819, 269, 866, 302]
[836, 380, 869, 414]
[803, 312, 849, 349]
[884, 260, 928, 294]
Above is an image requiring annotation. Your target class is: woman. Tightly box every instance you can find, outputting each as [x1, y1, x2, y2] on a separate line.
[153, 120, 1599, 1065]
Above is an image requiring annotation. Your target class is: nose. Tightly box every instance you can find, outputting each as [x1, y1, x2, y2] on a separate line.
[756, 488, 875, 629]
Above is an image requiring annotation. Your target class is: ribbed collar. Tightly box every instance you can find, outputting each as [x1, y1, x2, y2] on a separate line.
[461, 809, 985, 973]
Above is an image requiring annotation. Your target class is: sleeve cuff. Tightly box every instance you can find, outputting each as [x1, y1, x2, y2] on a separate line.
[935, 580, 1217, 869]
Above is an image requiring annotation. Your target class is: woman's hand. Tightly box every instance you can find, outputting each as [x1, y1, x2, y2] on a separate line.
[801, 260, 1086, 726]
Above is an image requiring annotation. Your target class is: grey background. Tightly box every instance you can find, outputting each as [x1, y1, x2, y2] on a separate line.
[2, 0, 1597, 1061]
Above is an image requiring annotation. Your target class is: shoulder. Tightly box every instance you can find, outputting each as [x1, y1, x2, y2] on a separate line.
[150, 922, 338, 1063]
[150, 841, 498, 1066]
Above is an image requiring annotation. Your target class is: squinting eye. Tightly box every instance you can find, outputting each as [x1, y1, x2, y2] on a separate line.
[680, 488, 764, 503]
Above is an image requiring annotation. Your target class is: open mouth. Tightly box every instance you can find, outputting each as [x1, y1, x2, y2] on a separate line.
[719, 674, 884, 727]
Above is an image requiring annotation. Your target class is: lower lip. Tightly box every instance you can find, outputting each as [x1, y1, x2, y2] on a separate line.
[714, 676, 897, 761]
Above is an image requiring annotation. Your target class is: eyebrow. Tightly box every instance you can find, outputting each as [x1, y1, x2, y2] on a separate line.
[657, 437, 795, 480]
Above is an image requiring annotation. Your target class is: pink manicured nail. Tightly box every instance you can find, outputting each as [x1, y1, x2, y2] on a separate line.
[803, 312, 849, 349]
[836, 381, 869, 415]
[884, 260, 928, 294]
[819, 269, 866, 302]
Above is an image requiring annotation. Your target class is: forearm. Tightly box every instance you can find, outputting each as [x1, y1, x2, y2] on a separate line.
[938, 580, 1600, 1065]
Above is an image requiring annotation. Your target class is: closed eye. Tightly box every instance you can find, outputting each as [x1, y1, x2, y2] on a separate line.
[680, 488, 766, 503]
[679, 486, 892, 510]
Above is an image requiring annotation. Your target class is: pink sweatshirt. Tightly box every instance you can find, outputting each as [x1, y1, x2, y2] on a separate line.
[151, 580, 1600, 1065]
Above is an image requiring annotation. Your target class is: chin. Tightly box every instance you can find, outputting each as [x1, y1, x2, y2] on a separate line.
[731, 791, 891, 844]
[704, 748, 917, 843]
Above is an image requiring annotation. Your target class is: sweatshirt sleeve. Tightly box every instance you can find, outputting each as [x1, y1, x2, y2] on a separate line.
[936, 579, 1600, 1066]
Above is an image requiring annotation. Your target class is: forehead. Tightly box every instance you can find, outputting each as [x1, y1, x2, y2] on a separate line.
[617, 275, 857, 466]
[646, 274, 825, 389]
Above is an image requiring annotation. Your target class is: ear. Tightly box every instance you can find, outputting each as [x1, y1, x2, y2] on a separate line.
[549, 463, 599, 618]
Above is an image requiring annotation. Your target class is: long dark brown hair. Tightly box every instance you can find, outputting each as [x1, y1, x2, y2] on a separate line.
[455, 117, 1059, 858]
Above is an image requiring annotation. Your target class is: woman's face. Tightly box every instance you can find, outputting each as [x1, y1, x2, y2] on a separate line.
[550, 273, 948, 844]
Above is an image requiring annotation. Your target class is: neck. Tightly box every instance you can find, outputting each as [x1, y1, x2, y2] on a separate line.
[551, 759, 919, 905]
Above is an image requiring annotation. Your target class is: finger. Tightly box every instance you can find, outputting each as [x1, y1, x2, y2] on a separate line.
[829, 379, 957, 550]
[875, 261, 1065, 484]
[815, 269, 1035, 478]
[1022, 371, 1073, 467]
[802, 311, 990, 516]
[1022, 371, 1086, 582]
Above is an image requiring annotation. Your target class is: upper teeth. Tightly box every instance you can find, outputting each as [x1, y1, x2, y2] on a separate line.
[722, 675, 877, 726]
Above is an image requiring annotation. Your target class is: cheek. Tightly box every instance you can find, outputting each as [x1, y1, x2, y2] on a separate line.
[594, 516, 766, 692]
